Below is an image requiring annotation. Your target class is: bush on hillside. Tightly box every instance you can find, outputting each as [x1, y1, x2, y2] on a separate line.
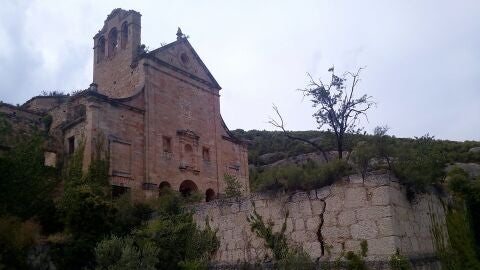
[250, 159, 351, 192]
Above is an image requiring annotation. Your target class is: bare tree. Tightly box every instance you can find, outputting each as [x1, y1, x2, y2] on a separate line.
[299, 67, 374, 159]
[270, 67, 374, 160]
[269, 104, 330, 162]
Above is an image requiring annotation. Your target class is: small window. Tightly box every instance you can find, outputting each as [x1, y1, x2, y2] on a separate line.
[68, 136, 75, 154]
[163, 136, 172, 153]
[108, 27, 118, 57]
[180, 53, 190, 65]
[97, 36, 105, 63]
[121, 22, 128, 49]
[202, 147, 210, 161]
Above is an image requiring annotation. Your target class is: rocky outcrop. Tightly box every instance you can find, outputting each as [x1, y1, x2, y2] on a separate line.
[260, 151, 347, 169]
[469, 147, 480, 153]
[446, 162, 480, 178]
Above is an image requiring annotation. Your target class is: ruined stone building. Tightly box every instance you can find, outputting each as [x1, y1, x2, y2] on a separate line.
[0, 9, 249, 200]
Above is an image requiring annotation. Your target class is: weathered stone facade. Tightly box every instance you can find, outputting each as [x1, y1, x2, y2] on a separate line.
[192, 173, 446, 268]
[0, 8, 248, 200]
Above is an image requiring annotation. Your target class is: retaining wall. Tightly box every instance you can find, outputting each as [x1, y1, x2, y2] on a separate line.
[192, 173, 447, 269]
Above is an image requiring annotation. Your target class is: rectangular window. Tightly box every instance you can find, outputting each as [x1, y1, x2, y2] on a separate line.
[202, 147, 210, 161]
[68, 136, 75, 154]
[163, 136, 172, 153]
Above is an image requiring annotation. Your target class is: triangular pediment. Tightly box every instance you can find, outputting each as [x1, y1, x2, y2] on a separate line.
[148, 39, 220, 89]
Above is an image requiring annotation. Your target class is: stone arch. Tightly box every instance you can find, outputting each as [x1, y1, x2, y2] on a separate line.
[108, 27, 118, 57]
[159, 181, 171, 195]
[120, 21, 128, 49]
[97, 36, 105, 62]
[179, 180, 198, 197]
[205, 188, 215, 202]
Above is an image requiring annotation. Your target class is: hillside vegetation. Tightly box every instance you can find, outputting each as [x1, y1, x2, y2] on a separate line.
[231, 129, 480, 193]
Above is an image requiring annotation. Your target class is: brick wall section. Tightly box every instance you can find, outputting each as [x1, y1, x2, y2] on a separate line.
[192, 174, 446, 265]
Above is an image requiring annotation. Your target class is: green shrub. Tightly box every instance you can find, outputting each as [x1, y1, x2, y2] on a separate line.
[134, 191, 219, 270]
[224, 173, 243, 198]
[389, 249, 411, 270]
[111, 195, 153, 236]
[247, 209, 289, 261]
[278, 248, 315, 270]
[344, 240, 368, 270]
[0, 216, 39, 269]
[94, 235, 158, 270]
[392, 135, 446, 200]
[350, 141, 375, 181]
[0, 134, 58, 219]
[251, 159, 350, 192]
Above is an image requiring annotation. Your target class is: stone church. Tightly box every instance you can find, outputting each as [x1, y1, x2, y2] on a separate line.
[0, 9, 249, 201]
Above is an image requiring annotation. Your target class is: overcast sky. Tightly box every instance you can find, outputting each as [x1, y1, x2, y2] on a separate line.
[1, 0, 479, 141]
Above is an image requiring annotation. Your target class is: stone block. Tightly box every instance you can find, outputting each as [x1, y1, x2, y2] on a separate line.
[303, 241, 322, 259]
[344, 187, 367, 208]
[290, 230, 307, 243]
[285, 218, 294, 234]
[338, 210, 356, 226]
[356, 206, 392, 220]
[290, 191, 309, 202]
[323, 226, 350, 239]
[311, 200, 326, 214]
[224, 229, 233, 241]
[324, 211, 338, 226]
[349, 174, 364, 184]
[325, 195, 344, 212]
[298, 200, 313, 216]
[371, 186, 390, 205]
[351, 220, 378, 239]
[367, 236, 398, 255]
[306, 216, 320, 231]
[230, 203, 240, 213]
[364, 174, 390, 187]
[316, 186, 332, 199]
[295, 218, 305, 231]
[287, 202, 301, 218]
[345, 240, 361, 253]
[377, 217, 395, 236]
[255, 199, 266, 208]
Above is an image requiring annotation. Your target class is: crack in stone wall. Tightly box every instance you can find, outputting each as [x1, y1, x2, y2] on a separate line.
[317, 198, 326, 256]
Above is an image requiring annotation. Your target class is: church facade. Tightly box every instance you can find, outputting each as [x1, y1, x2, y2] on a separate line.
[3, 9, 249, 200]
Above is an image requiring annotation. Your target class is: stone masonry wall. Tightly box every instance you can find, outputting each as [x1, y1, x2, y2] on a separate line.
[192, 173, 446, 266]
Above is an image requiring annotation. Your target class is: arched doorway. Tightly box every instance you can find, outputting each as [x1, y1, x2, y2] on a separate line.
[179, 180, 198, 197]
[159, 181, 171, 196]
[205, 188, 215, 202]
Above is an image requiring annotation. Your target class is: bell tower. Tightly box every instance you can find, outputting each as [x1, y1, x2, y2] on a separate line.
[92, 9, 142, 98]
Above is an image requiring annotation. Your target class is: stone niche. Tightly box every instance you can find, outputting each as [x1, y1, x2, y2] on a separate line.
[192, 173, 446, 269]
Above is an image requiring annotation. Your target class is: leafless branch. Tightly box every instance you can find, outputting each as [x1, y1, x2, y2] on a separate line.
[268, 104, 330, 162]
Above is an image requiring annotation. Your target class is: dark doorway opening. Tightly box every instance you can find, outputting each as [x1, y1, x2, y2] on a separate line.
[179, 180, 198, 197]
